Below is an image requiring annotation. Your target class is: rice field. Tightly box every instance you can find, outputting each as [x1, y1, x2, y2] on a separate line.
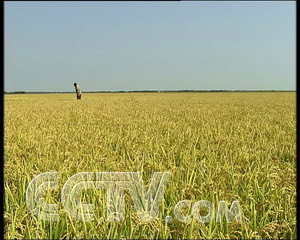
[4, 92, 296, 239]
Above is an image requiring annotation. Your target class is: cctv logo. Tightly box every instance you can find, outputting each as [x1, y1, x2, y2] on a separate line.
[26, 172, 170, 222]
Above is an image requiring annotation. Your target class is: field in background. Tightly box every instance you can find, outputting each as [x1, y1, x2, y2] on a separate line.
[4, 92, 296, 239]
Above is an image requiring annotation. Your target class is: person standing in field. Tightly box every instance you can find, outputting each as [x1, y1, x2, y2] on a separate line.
[74, 83, 81, 99]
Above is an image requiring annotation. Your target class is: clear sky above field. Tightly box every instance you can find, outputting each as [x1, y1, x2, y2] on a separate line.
[5, 1, 295, 92]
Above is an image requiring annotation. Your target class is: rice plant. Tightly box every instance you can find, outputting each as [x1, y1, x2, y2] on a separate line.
[4, 92, 296, 239]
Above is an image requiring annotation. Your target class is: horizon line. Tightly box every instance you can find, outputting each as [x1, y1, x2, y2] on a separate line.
[4, 89, 296, 94]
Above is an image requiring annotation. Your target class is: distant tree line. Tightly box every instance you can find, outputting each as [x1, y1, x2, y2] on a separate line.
[5, 91, 26, 94]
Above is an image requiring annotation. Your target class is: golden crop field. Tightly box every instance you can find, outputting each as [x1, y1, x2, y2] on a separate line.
[4, 92, 296, 239]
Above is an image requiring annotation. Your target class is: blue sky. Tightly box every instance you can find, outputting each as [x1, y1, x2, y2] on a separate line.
[5, 1, 295, 92]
